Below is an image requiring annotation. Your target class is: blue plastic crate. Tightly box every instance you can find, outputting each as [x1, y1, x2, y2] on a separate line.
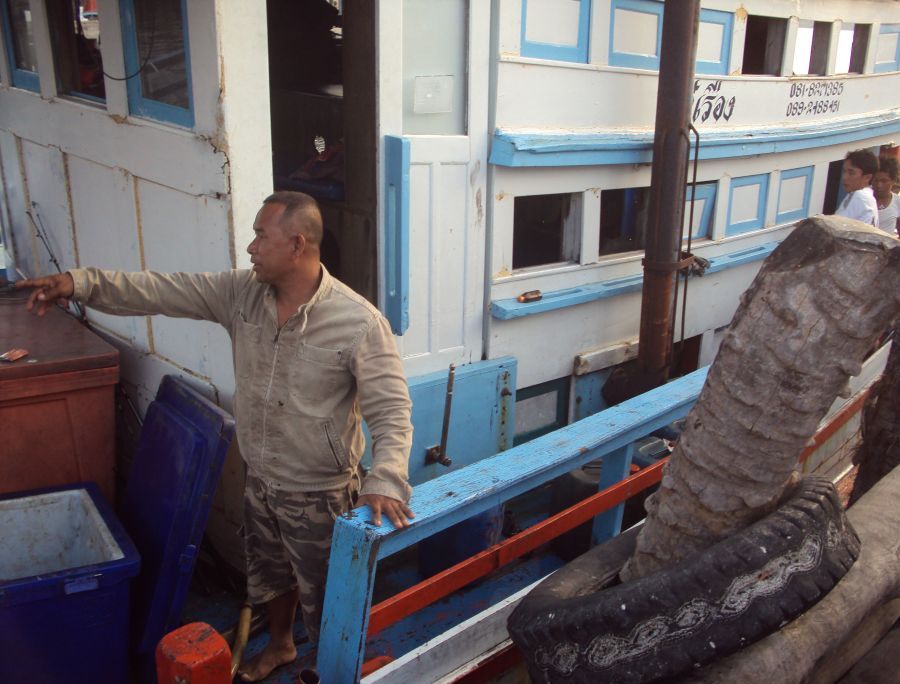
[0, 482, 140, 684]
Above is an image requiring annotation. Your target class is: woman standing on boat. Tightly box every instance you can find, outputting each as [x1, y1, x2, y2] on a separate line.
[835, 149, 879, 227]
[874, 155, 900, 236]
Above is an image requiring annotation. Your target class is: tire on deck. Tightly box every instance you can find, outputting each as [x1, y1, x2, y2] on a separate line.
[507, 476, 860, 684]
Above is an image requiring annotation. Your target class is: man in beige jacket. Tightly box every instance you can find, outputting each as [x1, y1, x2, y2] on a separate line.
[19, 191, 414, 682]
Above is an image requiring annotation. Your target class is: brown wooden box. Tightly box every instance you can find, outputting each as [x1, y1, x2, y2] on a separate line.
[0, 294, 119, 502]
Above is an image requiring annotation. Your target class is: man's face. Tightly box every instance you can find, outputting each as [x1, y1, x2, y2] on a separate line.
[872, 171, 894, 199]
[247, 203, 296, 284]
[842, 160, 872, 193]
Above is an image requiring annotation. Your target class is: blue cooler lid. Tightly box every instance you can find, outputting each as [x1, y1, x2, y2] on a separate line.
[119, 376, 235, 660]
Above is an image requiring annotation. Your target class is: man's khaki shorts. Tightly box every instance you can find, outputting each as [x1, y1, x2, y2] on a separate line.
[243, 474, 356, 643]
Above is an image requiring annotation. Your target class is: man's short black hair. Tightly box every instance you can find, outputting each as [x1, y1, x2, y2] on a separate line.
[845, 149, 878, 178]
[263, 191, 323, 247]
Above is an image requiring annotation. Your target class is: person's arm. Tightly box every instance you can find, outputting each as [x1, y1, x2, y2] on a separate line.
[20, 267, 246, 327]
[351, 315, 415, 528]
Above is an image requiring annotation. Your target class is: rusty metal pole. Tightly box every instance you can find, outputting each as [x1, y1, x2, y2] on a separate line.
[637, 0, 701, 384]
[603, 1, 701, 405]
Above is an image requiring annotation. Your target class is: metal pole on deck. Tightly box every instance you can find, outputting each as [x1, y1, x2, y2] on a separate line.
[604, 0, 701, 404]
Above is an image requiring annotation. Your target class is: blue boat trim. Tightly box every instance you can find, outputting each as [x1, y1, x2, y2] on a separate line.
[491, 240, 780, 319]
[383, 135, 411, 335]
[489, 111, 900, 167]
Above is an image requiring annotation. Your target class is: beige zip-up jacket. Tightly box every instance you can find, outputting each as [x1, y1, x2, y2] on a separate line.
[70, 266, 413, 502]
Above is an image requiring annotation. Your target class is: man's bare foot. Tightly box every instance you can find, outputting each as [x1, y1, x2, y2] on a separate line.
[238, 641, 297, 682]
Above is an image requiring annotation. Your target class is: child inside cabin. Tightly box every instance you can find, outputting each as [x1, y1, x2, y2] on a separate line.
[835, 149, 879, 227]
[873, 155, 900, 237]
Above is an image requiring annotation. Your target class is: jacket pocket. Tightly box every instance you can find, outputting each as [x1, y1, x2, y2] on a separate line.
[285, 343, 345, 406]
[323, 420, 349, 472]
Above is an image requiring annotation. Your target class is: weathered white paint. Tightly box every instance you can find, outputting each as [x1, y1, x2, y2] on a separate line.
[20, 141, 76, 276]
[495, 62, 900, 130]
[96, 0, 128, 117]
[362, 577, 546, 684]
[0, 90, 228, 196]
[214, 0, 273, 269]
[28, 0, 55, 100]
[575, 337, 639, 375]
[401, 0, 468, 136]
[380, 0, 490, 376]
[68, 160, 147, 348]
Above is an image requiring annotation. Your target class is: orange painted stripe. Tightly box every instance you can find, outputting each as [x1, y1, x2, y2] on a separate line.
[799, 388, 869, 463]
[367, 460, 666, 635]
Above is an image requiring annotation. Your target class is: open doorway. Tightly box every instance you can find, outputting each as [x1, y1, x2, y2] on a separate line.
[267, 0, 378, 303]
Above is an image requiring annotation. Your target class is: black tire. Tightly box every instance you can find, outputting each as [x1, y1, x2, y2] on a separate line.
[508, 477, 860, 683]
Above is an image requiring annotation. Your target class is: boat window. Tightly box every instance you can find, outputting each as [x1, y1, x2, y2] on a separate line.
[120, 0, 193, 127]
[741, 15, 787, 76]
[599, 187, 649, 256]
[0, 0, 39, 90]
[46, 0, 105, 102]
[514, 377, 570, 446]
[792, 21, 831, 76]
[600, 183, 714, 257]
[834, 23, 870, 74]
[513, 193, 580, 270]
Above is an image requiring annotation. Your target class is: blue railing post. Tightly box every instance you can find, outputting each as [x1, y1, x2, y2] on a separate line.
[592, 442, 635, 544]
[316, 518, 382, 683]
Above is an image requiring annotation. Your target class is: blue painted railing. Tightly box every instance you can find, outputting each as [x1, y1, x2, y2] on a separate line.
[317, 367, 709, 682]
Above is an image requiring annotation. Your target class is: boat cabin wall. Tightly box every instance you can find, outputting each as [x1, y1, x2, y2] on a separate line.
[0, 1, 273, 570]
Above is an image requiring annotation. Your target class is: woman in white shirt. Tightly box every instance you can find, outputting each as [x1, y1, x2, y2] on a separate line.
[873, 155, 900, 236]
[835, 149, 879, 227]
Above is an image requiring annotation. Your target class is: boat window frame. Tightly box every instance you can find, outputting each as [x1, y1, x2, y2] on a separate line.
[511, 191, 582, 272]
[45, 0, 106, 104]
[608, 0, 663, 70]
[726, 172, 770, 236]
[775, 166, 814, 224]
[520, 0, 592, 64]
[119, 0, 194, 128]
[0, 0, 40, 91]
[684, 181, 717, 240]
[695, 8, 733, 76]
[875, 23, 900, 73]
